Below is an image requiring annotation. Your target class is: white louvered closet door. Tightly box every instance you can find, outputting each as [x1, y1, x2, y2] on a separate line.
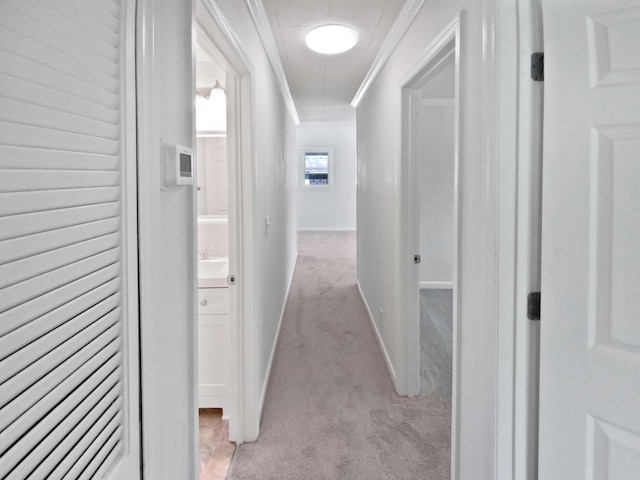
[0, 0, 141, 478]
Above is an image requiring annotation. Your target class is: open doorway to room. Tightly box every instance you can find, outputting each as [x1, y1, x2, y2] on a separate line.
[415, 56, 456, 402]
[193, 0, 257, 471]
[401, 16, 460, 477]
[194, 34, 236, 478]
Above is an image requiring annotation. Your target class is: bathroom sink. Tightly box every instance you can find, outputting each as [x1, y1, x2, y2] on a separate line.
[198, 257, 229, 287]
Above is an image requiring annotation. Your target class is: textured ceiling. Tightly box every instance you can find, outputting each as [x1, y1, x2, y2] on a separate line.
[262, 0, 407, 122]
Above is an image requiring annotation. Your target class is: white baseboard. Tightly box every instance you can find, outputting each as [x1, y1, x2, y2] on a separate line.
[356, 281, 397, 386]
[419, 281, 454, 289]
[258, 255, 298, 420]
[297, 227, 356, 232]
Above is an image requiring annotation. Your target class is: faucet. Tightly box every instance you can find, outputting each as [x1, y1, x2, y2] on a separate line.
[199, 245, 215, 260]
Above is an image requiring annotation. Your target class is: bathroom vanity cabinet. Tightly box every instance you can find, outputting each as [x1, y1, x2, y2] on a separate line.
[197, 287, 230, 413]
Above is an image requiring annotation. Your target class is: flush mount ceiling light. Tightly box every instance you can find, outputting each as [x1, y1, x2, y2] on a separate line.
[305, 25, 358, 54]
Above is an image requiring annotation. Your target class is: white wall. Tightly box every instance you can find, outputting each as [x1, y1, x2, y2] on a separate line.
[419, 102, 455, 286]
[137, 0, 198, 477]
[296, 119, 357, 231]
[138, 0, 298, 475]
[356, 1, 498, 478]
[197, 217, 229, 257]
[205, 0, 299, 441]
[196, 136, 228, 216]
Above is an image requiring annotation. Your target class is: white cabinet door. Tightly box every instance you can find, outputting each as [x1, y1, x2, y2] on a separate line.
[539, 1, 640, 477]
[198, 289, 230, 411]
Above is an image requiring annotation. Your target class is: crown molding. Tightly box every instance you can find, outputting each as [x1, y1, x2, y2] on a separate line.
[201, 0, 255, 75]
[351, 0, 426, 108]
[244, 0, 301, 125]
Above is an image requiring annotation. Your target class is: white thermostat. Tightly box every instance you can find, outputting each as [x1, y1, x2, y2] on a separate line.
[162, 142, 193, 188]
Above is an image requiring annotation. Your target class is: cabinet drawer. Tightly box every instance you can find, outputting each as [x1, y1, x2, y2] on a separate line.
[198, 288, 229, 314]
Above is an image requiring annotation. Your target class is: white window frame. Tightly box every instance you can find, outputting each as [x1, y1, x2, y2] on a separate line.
[300, 146, 334, 188]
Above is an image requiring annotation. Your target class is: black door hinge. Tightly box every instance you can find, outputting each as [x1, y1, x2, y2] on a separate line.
[527, 292, 541, 320]
[531, 52, 544, 81]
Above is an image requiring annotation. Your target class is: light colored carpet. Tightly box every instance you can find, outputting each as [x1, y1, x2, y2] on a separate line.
[228, 231, 451, 480]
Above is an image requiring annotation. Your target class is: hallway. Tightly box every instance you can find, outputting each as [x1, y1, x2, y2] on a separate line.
[229, 232, 451, 479]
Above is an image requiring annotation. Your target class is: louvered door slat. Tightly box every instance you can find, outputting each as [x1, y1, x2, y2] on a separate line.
[0, 0, 139, 476]
[0, 169, 119, 192]
[0, 5, 119, 74]
[49, 402, 122, 479]
[6, 371, 122, 479]
[0, 50, 118, 108]
[0, 279, 119, 341]
[0, 250, 120, 314]
[87, 433, 124, 480]
[74, 426, 122, 480]
[0, 146, 119, 170]
[0, 232, 120, 289]
[0, 303, 120, 395]
[2, 0, 119, 60]
[0, 295, 119, 383]
[27, 387, 121, 479]
[56, 0, 121, 33]
[0, 188, 120, 217]
[0, 328, 121, 439]
[0, 99, 120, 144]
[0, 72, 119, 125]
[0, 203, 119, 242]
[0, 356, 122, 477]
[0, 121, 120, 154]
[6, 0, 120, 46]
[0, 32, 119, 93]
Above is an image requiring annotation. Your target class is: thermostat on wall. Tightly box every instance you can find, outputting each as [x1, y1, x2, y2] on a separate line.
[162, 142, 193, 189]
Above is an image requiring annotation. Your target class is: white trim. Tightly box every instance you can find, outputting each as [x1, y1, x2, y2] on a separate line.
[495, 1, 544, 478]
[398, 15, 461, 88]
[197, 215, 228, 224]
[297, 227, 357, 232]
[419, 281, 454, 290]
[421, 98, 455, 106]
[136, 0, 178, 475]
[244, 0, 300, 125]
[351, 0, 426, 107]
[356, 281, 397, 385]
[200, 0, 254, 77]
[258, 256, 298, 419]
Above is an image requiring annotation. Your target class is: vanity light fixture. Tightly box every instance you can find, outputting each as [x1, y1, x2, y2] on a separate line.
[207, 80, 225, 101]
[305, 25, 358, 54]
[196, 80, 226, 135]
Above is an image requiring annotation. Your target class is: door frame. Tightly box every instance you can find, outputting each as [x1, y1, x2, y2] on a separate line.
[399, 13, 462, 478]
[195, 0, 256, 445]
[494, 1, 544, 478]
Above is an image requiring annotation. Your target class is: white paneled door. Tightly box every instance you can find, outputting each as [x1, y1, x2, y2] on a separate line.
[539, 0, 640, 477]
[0, 0, 141, 478]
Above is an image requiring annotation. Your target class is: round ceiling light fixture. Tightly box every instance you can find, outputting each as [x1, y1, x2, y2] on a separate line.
[305, 25, 358, 54]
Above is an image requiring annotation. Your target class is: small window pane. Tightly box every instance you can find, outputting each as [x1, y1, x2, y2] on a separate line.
[304, 152, 329, 185]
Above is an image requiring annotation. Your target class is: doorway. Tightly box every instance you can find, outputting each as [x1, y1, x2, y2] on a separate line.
[400, 15, 461, 478]
[193, 0, 255, 447]
[194, 31, 234, 426]
[416, 56, 456, 403]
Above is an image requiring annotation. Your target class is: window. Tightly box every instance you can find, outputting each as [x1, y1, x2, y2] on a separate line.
[301, 146, 333, 187]
[304, 152, 329, 185]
